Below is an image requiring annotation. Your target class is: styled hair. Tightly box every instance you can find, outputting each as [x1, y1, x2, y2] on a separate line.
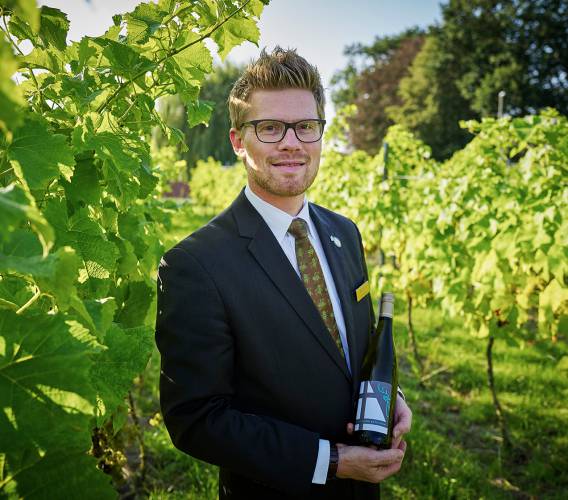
[228, 46, 325, 128]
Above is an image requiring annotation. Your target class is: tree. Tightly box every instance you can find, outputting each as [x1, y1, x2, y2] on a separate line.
[386, 35, 476, 160]
[330, 29, 424, 153]
[389, 0, 568, 158]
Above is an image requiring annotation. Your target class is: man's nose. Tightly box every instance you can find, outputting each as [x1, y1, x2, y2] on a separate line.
[278, 126, 301, 149]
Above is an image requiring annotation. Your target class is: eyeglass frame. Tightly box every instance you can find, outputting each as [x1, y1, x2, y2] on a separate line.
[239, 118, 327, 143]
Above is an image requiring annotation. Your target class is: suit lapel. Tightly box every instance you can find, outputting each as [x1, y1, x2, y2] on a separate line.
[231, 191, 351, 382]
[309, 205, 360, 389]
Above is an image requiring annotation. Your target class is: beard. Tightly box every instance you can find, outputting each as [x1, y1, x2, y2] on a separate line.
[245, 157, 319, 198]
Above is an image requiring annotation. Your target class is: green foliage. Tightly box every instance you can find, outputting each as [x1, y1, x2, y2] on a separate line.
[0, 0, 267, 497]
[386, 35, 475, 160]
[335, 0, 568, 159]
[314, 112, 568, 342]
[189, 157, 246, 213]
[155, 62, 243, 169]
[331, 30, 425, 154]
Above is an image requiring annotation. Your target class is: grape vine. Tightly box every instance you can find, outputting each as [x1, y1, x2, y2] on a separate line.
[0, 1, 267, 497]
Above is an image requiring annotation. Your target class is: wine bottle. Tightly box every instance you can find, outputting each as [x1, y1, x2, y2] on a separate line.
[354, 292, 398, 448]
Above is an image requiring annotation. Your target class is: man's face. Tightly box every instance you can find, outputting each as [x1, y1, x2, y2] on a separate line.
[230, 89, 323, 206]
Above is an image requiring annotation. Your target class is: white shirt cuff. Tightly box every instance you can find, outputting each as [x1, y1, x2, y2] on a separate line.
[311, 439, 330, 484]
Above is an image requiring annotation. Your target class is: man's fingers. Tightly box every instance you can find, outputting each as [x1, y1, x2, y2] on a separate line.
[391, 434, 402, 449]
[368, 448, 404, 466]
[393, 400, 412, 439]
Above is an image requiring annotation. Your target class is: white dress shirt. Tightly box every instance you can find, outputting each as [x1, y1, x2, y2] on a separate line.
[244, 185, 350, 484]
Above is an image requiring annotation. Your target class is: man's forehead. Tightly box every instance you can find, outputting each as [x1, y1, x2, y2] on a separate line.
[246, 89, 318, 119]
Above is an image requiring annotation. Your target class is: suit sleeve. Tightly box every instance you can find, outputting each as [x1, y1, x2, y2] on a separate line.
[155, 246, 319, 495]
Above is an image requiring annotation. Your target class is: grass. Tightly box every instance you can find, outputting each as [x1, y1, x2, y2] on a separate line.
[119, 205, 568, 499]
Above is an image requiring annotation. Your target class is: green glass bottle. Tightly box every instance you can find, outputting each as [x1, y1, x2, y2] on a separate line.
[354, 292, 398, 448]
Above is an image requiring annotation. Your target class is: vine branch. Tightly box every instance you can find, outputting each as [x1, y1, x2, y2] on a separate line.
[96, 0, 252, 115]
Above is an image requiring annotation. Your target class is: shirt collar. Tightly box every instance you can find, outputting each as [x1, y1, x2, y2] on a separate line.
[244, 184, 314, 244]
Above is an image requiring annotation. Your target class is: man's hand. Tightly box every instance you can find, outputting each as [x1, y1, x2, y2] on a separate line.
[335, 440, 406, 483]
[392, 396, 412, 448]
[336, 396, 412, 483]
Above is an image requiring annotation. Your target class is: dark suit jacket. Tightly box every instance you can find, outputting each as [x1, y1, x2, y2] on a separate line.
[156, 190, 378, 499]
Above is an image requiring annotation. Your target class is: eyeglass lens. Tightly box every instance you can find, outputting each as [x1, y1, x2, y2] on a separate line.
[256, 120, 323, 142]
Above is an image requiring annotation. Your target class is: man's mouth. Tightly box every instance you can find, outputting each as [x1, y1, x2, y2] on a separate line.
[271, 160, 307, 167]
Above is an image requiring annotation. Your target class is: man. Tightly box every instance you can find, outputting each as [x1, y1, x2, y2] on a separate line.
[156, 47, 412, 499]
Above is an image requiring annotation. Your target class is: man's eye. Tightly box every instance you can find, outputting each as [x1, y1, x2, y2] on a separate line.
[299, 122, 315, 131]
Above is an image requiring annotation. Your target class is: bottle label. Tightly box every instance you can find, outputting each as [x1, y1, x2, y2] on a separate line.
[354, 381, 392, 433]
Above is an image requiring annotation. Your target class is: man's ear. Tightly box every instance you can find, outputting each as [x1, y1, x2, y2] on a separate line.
[229, 128, 246, 159]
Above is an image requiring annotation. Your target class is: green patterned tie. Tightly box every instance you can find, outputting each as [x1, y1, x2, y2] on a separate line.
[288, 218, 345, 360]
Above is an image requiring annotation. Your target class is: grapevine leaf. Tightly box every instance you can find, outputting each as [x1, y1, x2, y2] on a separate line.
[5, 0, 40, 32]
[101, 39, 156, 79]
[0, 311, 115, 498]
[7, 117, 75, 191]
[0, 184, 54, 256]
[0, 246, 80, 310]
[7, 14, 37, 44]
[82, 297, 117, 341]
[540, 279, 568, 316]
[186, 99, 214, 128]
[19, 46, 66, 73]
[7, 450, 115, 500]
[42, 200, 120, 283]
[62, 158, 102, 206]
[212, 16, 261, 61]
[116, 280, 155, 328]
[67, 209, 120, 280]
[0, 37, 25, 135]
[72, 116, 143, 209]
[37, 6, 69, 51]
[124, 2, 168, 44]
[91, 323, 154, 425]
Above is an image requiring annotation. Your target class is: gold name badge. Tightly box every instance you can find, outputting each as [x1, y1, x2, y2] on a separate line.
[355, 281, 370, 302]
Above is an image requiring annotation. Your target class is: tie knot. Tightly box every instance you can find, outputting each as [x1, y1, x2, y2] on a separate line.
[288, 218, 309, 240]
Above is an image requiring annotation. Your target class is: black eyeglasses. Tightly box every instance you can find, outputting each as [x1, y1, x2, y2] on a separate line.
[240, 119, 326, 143]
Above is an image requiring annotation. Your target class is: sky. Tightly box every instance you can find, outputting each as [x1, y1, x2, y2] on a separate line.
[38, 0, 442, 119]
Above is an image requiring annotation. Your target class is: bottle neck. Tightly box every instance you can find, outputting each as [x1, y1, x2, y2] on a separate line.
[379, 299, 393, 318]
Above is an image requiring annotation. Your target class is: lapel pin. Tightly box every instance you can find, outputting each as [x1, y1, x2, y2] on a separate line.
[330, 235, 342, 248]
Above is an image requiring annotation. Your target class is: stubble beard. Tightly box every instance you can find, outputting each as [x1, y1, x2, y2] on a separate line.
[246, 160, 319, 198]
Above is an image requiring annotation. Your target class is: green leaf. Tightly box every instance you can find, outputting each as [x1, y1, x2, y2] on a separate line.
[91, 323, 153, 424]
[7, 117, 75, 191]
[124, 2, 168, 44]
[116, 280, 155, 328]
[7, 0, 40, 32]
[38, 6, 69, 51]
[540, 279, 568, 316]
[67, 209, 120, 280]
[82, 297, 117, 340]
[0, 37, 25, 135]
[186, 99, 214, 127]
[212, 16, 260, 60]
[19, 46, 66, 73]
[167, 33, 213, 94]
[101, 39, 156, 79]
[62, 158, 102, 206]
[0, 246, 81, 310]
[42, 200, 120, 283]
[0, 311, 114, 498]
[0, 184, 54, 256]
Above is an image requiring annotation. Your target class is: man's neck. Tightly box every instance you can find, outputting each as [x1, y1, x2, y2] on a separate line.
[247, 183, 305, 216]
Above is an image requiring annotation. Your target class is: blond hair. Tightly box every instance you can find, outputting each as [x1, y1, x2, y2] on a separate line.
[228, 46, 325, 128]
